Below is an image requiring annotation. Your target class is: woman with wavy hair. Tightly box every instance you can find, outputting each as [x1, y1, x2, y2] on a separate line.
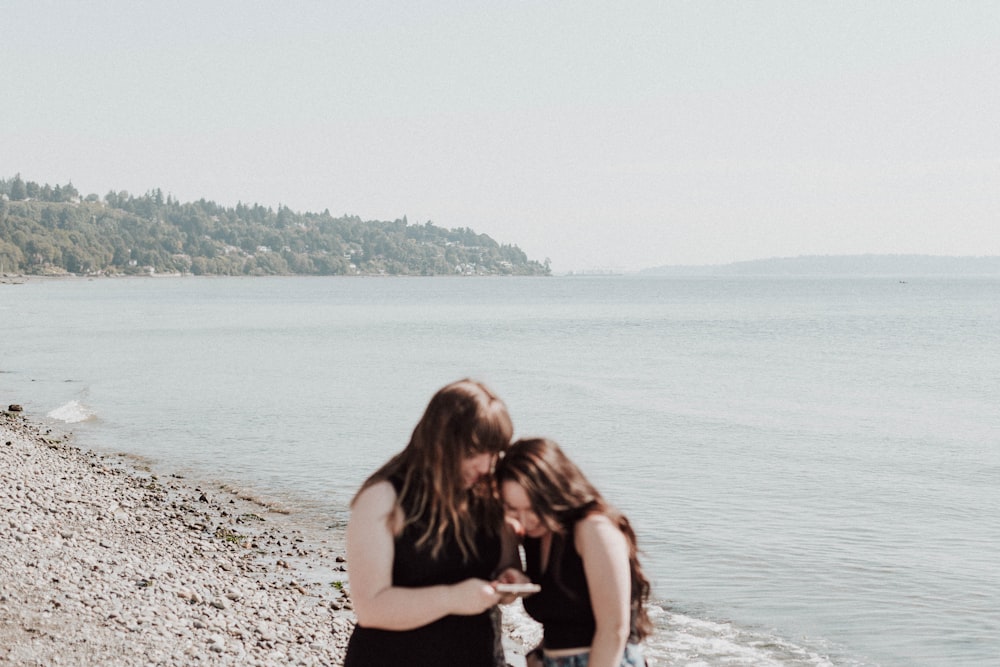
[496, 438, 651, 667]
[344, 379, 518, 667]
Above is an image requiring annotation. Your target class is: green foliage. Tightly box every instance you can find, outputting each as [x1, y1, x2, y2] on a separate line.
[0, 175, 549, 277]
[214, 526, 246, 545]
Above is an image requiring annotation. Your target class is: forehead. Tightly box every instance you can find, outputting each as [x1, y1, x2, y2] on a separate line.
[501, 480, 532, 507]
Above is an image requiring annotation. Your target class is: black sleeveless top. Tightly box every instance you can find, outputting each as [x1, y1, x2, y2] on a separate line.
[522, 525, 640, 650]
[344, 476, 503, 667]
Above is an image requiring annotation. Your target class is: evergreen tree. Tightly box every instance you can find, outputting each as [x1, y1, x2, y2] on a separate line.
[0, 174, 550, 277]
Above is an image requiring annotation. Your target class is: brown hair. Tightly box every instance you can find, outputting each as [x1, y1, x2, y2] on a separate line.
[495, 437, 652, 639]
[354, 379, 513, 560]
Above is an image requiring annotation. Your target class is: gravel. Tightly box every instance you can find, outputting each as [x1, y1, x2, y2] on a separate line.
[1, 409, 353, 666]
[1, 408, 536, 666]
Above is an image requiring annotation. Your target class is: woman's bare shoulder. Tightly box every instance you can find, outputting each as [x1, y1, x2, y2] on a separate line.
[574, 513, 626, 550]
[351, 479, 404, 534]
[352, 479, 398, 514]
[576, 511, 616, 531]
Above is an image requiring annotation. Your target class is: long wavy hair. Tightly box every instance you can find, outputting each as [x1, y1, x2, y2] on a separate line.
[354, 379, 513, 561]
[495, 437, 652, 639]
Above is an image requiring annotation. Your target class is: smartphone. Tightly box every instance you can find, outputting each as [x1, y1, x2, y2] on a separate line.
[494, 582, 541, 596]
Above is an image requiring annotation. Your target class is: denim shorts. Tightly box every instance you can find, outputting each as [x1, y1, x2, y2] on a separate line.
[541, 643, 645, 667]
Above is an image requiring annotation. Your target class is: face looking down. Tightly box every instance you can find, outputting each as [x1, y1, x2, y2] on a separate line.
[501, 480, 547, 538]
[461, 452, 495, 489]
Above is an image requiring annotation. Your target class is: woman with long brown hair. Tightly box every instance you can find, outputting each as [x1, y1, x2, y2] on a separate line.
[344, 379, 519, 666]
[496, 437, 651, 667]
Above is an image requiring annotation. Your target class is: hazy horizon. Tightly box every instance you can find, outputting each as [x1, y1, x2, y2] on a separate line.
[3, 2, 998, 273]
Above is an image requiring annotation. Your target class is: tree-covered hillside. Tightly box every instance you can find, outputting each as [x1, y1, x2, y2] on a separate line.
[0, 174, 549, 277]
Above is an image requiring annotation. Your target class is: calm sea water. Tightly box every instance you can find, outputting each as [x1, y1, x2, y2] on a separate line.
[2, 276, 998, 666]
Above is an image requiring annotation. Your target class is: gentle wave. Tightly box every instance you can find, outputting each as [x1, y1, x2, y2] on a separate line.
[47, 400, 96, 423]
[646, 607, 860, 667]
[505, 601, 859, 667]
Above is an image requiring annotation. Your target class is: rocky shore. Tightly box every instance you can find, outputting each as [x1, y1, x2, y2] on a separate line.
[1, 407, 540, 666]
[1, 407, 355, 666]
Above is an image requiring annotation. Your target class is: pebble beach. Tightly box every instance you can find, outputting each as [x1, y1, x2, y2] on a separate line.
[1, 407, 357, 666]
[1, 406, 539, 666]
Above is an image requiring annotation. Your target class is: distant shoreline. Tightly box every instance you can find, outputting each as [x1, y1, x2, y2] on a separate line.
[9, 253, 1000, 286]
[0, 272, 547, 285]
[639, 254, 1000, 277]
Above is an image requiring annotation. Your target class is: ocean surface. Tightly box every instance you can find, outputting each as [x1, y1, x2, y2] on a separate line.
[2, 275, 998, 666]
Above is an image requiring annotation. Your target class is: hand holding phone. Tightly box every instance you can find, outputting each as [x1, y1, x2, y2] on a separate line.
[494, 582, 541, 596]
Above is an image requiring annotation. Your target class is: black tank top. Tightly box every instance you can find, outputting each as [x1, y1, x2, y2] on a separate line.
[522, 529, 596, 649]
[522, 525, 640, 650]
[344, 476, 503, 667]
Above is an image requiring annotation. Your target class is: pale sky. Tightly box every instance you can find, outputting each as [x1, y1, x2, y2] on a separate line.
[3, 1, 998, 272]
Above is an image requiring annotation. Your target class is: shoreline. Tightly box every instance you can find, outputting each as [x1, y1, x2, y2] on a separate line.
[0, 271, 549, 284]
[1, 407, 355, 665]
[1, 407, 538, 666]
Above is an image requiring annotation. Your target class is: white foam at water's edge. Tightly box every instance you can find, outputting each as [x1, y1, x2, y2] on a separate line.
[46, 400, 96, 424]
[503, 602, 852, 667]
[642, 607, 862, 667]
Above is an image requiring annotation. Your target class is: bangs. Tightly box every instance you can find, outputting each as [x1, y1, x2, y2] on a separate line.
[467, 405, 513, 455]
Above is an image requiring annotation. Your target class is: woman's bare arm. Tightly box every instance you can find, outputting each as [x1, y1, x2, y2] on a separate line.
[346, 480, 501, 630]
[576, 514, 632, 667]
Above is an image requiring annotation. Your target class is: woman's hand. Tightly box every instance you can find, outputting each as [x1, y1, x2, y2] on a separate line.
[495, 567, 531, 585]
[492, 567, 533, 604]
[449, 578, 502, 615]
